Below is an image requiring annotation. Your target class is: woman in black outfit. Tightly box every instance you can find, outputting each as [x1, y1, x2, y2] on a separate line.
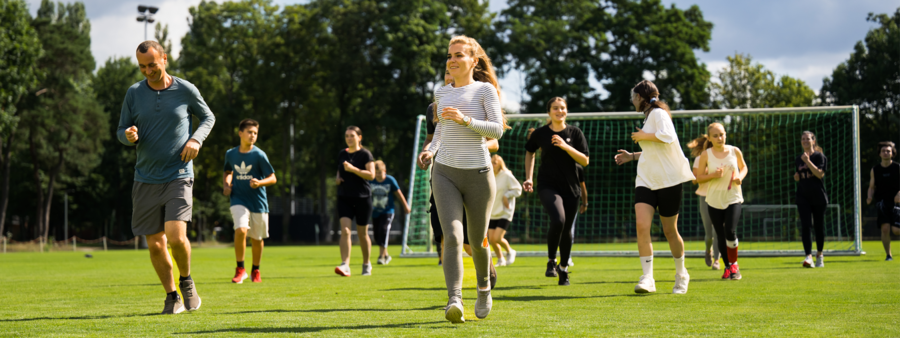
[334, 126, 376, 277]
[523, 97, 589, 286]
[794, 131, 828, 268]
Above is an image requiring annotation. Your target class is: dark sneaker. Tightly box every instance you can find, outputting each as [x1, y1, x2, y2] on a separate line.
[704, 250, 712, 267]
[489, 263, 497, 290]
[887, 256, 894, 261]
[557, 266, 570, 286]
[162, 294, 185, 314]
[179, 279, 201, 311]
[545, 261, 557, 277]
[729, 263, 742, 280]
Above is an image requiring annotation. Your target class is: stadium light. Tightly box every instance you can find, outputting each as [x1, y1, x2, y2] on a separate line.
[136, 5, 159, 40]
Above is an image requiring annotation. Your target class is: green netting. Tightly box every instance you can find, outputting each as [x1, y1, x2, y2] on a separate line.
[402, 107, 860, 257]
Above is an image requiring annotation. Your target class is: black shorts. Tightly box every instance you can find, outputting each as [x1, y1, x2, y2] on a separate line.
[338, 195, 372, 226]
[430, 194, 468, 245]
[635, 184, 683, 217]
[488, 219, 510, 230]
[875, 200, 898, 226]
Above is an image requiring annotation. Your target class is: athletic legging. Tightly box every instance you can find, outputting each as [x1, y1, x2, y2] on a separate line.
[708, 203, 741, 265]
[539, 188, 579, 267]
[798, 203, 826, 255]
[432, 162, 495, 302]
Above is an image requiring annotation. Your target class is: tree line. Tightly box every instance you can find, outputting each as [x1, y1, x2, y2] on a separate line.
[0, 0, 896, 243]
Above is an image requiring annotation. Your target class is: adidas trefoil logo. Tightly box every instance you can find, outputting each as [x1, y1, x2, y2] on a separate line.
[234, 161, 253, 180]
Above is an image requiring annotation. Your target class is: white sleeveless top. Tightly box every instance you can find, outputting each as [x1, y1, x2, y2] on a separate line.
[704, 146, 744, 210]
[692, 156, 709, 197]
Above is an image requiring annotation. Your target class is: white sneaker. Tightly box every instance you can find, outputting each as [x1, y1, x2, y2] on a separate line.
[494, 257, 507, 267]
[384, 255, 392, 265]
[634, 274, 656, 293]
[567, 257, 574, 267]
[376, 257, 385, 265]
[474, 288, 492, 319]
[673, 273, 690, 294]
[506, 249, 516, 265]
[815, 255, 824, 268]
[802, 256, 815, 268]
[334, 263, 351, 277]
[445, 300, 465, 323]
[361, 263, 372, 276]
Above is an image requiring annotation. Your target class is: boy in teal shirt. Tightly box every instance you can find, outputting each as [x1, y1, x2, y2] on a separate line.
[224, 119, 277, 283]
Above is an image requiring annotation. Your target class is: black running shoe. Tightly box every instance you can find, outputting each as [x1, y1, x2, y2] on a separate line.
[545, 261, 557, 277]
[489, 263, 497, 290]
[557, 266, 570, 286]
[887, 256, 894, 261]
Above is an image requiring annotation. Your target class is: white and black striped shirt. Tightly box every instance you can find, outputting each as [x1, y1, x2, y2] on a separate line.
[427, 82, 504, 169]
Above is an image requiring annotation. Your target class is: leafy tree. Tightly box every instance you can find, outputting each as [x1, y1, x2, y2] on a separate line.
[820, 8, 900, 174]
[594, 0, 713, 111]
[495, 0, 607, 114]
[710, 53, 816, 109]
[0, 0, 44, 238]
[22, 0, 106, 241]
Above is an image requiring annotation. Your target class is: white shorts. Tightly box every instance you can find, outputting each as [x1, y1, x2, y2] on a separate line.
[230, 205, 269, 240]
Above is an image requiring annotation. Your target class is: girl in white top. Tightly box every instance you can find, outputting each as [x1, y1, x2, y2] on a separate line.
[688, 135, 721, 270]
[695, 122, 748, 280]
[614, 80, 695, 295]
[417, 35, 508, 324]
[489, 154, 522, 267]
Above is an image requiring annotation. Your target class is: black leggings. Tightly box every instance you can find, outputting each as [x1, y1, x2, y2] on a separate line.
[798, 203, 826, 255]
[708, 203, 741, 264]
[539, 188, 579, 267]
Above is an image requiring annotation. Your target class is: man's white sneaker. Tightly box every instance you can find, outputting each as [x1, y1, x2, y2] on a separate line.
[384, 256, 392, 265]
[506, 249, 516, 265]
[444, 300, 465, 323]
[474, 288, 493, 319]
[567, 257, 574, 266]
[634, 274, 656, 293]
[376, 257, 385, 265]
[815, 255, 824, 268]
[334, 263, 351, 276]
[361, 263, 372, 276]
[495, 257, 507, 267]
[802, 256, 815, 268]
[673, 273, 690, 294]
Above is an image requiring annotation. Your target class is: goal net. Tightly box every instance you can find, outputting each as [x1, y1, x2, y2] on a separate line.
[401, 106, 861, 257]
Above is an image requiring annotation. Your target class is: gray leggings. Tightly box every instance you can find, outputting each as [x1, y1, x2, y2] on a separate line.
[698, 197, 720, 260]
[433, 162, 495, 302]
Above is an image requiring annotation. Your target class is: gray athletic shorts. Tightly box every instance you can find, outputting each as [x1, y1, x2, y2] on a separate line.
[131, 178, 193, 236]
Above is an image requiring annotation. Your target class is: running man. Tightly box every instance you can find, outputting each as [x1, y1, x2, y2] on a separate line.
[118, 41, 215, 314]
[225, 119, 277, 283]
[867, 141, 900, 261]
[370, 160, 411, 265]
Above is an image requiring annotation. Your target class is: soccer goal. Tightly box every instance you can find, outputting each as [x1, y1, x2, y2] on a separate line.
[401, 106, 861, 257]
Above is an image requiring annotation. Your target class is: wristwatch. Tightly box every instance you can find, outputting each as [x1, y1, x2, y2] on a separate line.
[462, 115, 471, 126]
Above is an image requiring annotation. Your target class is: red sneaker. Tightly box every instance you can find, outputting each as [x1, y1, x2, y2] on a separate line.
[251, 269, 261, 283]
[729, 263, 742, 280]
[232, 267, 248, 284]
[721, 265, 732, 279]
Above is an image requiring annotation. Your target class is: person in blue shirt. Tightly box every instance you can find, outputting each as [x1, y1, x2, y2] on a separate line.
[224, 119, 276, 284]
[117, 41, 215, 314]
[369, 160, 411, 265]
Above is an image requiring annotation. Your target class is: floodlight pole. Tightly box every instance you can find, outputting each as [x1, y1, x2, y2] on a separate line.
[137, 6, 159, 41]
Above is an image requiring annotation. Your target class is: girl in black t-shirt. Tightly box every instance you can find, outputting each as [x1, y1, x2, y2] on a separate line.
[334, 126, 376, 277]
[794, 131, 828, 268]
[867, 141, 900, 260]
[523, 97, 589, 286]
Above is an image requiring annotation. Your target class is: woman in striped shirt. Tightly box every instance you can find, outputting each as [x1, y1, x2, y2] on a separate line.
[418, 35, 508, 324]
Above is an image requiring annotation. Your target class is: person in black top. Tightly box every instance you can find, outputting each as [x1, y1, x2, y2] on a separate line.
[334, 126, 376, 277]
[419, 68, 498, 265]
[867, 141, 900, 260]
[523, 97, 589, 286]
[794, 131, 828, 268]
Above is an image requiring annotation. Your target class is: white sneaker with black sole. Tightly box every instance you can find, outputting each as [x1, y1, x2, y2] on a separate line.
[634, 274, 656, 293]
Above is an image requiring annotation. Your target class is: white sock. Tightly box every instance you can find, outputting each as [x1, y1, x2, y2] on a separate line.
[640, 256, 654, 277]
[559, 265, 568, 272]
[674, 256, 686, 275]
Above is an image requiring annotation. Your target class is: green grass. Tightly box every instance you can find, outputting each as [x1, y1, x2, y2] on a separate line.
[1, 242, 897, 337]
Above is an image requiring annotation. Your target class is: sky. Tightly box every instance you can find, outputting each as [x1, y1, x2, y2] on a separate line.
[24, 0, 898, 111]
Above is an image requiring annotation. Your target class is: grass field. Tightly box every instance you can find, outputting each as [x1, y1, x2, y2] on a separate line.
[1, 241, 897, 337]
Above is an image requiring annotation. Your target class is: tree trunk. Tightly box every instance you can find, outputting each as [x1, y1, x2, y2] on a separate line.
[281, 114, 291, 243]
[319, 150, 331, 243]
[0, 131, 15, 238]
[40, 147, 64, 241]
[28, 130, 45, 242]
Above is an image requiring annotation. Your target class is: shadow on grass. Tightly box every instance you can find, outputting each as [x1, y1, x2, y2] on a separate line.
[381, 285, 546, 292]
[493, 293, 651, 302]
[224, 305, 443, 315]
[0, 313, 158, 322]
[176, 321, 447, 334]
[578, 279, 718, 285]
